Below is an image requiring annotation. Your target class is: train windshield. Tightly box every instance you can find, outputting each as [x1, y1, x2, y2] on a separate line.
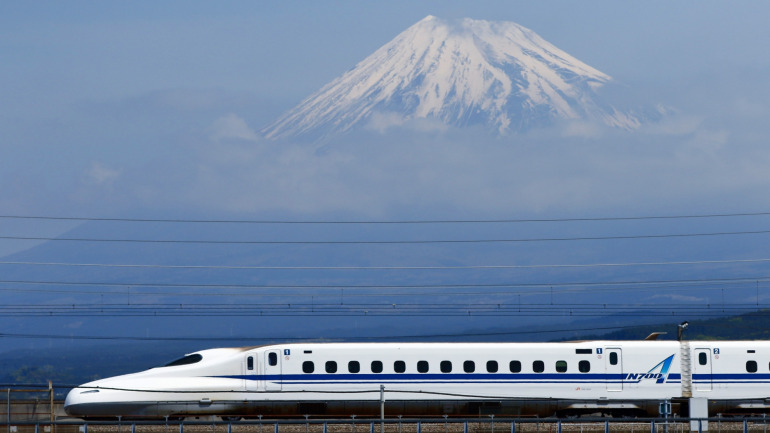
[160, 353, 203, 367]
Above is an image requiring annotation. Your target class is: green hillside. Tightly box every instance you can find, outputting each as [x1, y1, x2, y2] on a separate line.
[569, 310, 770, 341]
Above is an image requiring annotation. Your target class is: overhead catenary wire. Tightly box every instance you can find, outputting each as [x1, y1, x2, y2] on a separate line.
[0, 322, 727, 342]
[2, 257, 770, 270]
[0, 275, 767, 297]
[0, 300, 763, 317]
[0, 309, 759, 318]
[2, 210, 770, 224]
[2, 212, 768, 327]
[2, 228, 770, 244]
[15, 317, 770, 343]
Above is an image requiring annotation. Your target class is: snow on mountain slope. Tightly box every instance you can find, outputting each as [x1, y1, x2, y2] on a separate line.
[262, 15, 642, 141]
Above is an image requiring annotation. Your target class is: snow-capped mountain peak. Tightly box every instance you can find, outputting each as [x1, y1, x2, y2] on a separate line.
[262, 16, 641, 141]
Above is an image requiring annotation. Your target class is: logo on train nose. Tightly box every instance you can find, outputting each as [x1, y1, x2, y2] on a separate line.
[624, 354, 675, 384]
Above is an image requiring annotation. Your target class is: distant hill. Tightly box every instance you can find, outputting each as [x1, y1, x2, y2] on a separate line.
[562, 309, 770, 341]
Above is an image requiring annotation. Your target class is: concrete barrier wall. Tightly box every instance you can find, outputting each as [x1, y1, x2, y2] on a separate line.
[0, 401, 65, 422]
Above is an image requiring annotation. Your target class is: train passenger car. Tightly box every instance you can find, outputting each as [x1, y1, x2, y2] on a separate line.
[684, 341, 770, 415]
[63, 340, 770, 420]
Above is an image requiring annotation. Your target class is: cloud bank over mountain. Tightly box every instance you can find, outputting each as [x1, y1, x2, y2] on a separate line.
[84, 108, 760, 220]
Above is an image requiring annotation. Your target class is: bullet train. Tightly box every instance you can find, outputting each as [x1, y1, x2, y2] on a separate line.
[64, 339, 770, 420]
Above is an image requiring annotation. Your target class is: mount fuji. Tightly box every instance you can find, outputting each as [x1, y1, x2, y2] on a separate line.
[262, 16, 649, 141]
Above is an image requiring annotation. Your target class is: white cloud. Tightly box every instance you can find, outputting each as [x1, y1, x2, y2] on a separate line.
[210, 114, 260, 142]
[559, 120, 604, 138]
[648, 294, 707, 303]
[86, 161, 121, 186]
[365, 112, 406, 133]
[151, 121, 770, 216]
[365, 112, 449, 135]
[732, 97, 768, 118]
[640, 114, 702, 136]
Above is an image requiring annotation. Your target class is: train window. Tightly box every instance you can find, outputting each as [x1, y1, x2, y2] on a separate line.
[510, 360, 521, 373]
[698, 352, 708, 365]
[268, 352, 278, 366]
[579, 360, 590, 373]
[440, 361, 452, 373]
[162, 354, 203, 367]
[349, 361, 360, 373]
[487, 361, 498, 373]
[247, 356, 254, 371]
[533, 360, 545, 373]
[556, 360, 567, 373]
[576, 349, 592, 354]
[371, 361, 383, 373]
[747, 360, 758, 373]
[394, 361, 406, 373]
[464, 361, 475, 373]
[417, 361, 429, 373]
[303, 361, 314, 374]
[609, 352, 618, 366]
[325, 361, 337, 373]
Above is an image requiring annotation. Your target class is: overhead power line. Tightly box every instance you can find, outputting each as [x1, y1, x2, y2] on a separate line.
[0, 276, 770, 290]
[2, 229, 770, 245]
[0, 294, 764, 315]
[2, 211, 770, 224]
[0, 324, 705, 342]
[0, 286, 757, 300]
[0, 306, 759, 318]
[2, 257, 770, 270]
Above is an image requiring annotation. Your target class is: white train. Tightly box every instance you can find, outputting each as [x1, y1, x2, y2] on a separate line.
[64, 340, 770, 420]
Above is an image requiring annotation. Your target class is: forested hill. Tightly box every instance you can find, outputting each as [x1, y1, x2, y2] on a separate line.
[568, 310, 770, 341]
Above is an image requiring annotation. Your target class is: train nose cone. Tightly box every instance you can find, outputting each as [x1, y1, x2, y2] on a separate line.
[64, 387, 94, 417]
[64, 379, 111, 418]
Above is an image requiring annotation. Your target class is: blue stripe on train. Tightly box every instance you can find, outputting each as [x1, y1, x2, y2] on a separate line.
[217, 372, 770, 385]
[218, 373, 679, 384]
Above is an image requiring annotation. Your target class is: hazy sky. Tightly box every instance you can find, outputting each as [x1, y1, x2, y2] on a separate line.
[2, 1, 770, 223]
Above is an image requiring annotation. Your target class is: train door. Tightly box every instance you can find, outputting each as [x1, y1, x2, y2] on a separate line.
[244, 354, 257, 391]
[604, 347, 623, 391]
[264, 350, 282, 391]
[693, 348, 713, 391]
